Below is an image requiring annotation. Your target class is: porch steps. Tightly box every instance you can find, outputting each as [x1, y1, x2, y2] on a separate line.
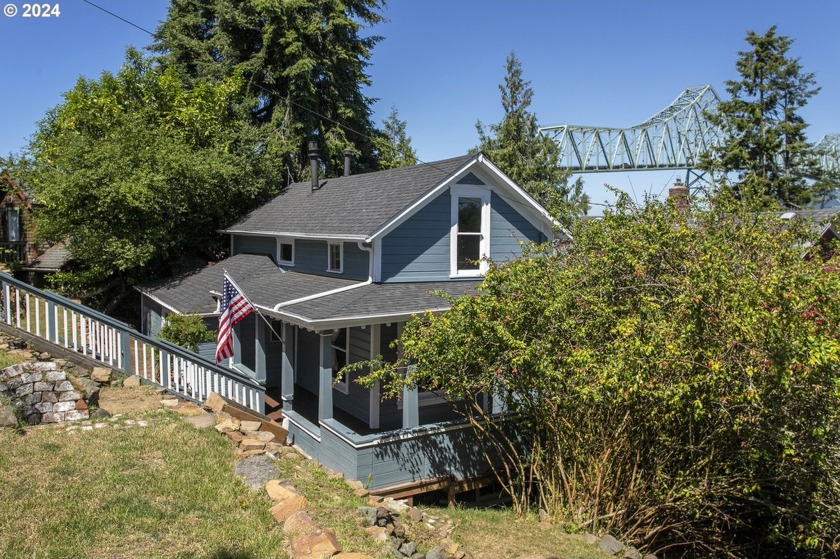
[264, 393, 284, 422]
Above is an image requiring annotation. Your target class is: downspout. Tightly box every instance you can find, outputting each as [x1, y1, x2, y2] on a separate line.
[272, 241, 374, 311]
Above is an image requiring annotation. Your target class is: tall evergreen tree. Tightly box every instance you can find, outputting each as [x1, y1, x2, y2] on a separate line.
[703, 26, 820, 207]
[152, 0, 385, 181]
[476, 52, 588, 225]
[375, 106, 417, 170]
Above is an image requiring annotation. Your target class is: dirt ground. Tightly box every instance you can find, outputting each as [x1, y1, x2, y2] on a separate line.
[98, 385, 168, 415]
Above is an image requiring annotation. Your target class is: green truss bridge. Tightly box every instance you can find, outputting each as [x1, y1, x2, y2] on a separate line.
[539, 85, 839, 180]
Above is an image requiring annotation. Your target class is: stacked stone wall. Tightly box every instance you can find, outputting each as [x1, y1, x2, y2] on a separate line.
[0, 362, 89, 424]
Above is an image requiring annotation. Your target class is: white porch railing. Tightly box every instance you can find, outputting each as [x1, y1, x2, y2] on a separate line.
[0, 272, 264, 413]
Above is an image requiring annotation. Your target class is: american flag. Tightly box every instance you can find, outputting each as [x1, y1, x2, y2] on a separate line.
[215, 273, 254, 363]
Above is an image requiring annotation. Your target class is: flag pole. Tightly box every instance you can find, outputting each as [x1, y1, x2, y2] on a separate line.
[223, 270, 285, 345]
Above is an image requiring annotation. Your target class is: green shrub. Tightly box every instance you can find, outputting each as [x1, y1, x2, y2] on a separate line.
[158, 313, 214, 352]
[363, 194, 840, 558]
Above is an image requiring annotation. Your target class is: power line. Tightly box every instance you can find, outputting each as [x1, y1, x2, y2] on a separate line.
[81, 0, 155, 36]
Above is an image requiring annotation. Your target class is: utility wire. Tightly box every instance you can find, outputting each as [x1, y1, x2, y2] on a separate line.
[81, 0, 156, 36]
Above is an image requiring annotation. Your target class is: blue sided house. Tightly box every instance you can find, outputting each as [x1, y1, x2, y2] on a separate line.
[138, 151, 563, 499]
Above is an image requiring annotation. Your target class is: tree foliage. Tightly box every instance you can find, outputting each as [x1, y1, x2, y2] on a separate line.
[703, 26, 821, 208]
[361, 196, 840, 557]
[476, 52, 589, 225]
[29, 50, 281, 304]
[152, 0, 385, 181]
[159, 313, 215, 352]
[375, 106, 417, 170]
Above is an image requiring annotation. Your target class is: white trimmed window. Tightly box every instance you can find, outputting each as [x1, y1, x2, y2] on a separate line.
[331, 328, 350, 394]
[450, 188, 490, 277]
[327, 242, 343, 273]
[276, 238, 294, 266]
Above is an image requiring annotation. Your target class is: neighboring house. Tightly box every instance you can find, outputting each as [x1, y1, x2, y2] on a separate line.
[0, 171, 70, 282]
[0, 171, 36, 265]
[137, 151, 562, 498]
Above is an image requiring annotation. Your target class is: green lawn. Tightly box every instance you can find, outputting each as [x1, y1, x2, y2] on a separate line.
[0, 413, 288, 559]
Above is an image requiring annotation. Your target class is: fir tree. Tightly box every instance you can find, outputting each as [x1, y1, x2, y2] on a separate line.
[376, 106, 417, 170]
[152, 0, 385, 181]
[476, 52, 588, 225]
[703, 26, 820, 207]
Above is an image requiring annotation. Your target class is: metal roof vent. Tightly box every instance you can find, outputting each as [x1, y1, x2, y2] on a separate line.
[780, 212, 797, 220]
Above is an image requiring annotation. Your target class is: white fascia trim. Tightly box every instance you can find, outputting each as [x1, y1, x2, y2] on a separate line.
[222, 230, 367, 242]
[256, 304, 453, 333]
[476, 153, 571, 240]
[366, 155, 481, 241]
[272, 279, 372, 311]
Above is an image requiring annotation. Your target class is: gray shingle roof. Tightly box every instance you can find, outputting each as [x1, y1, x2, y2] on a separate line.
[280, 280, 480, 323]
[21, 242, 69, 272]
[139, 253, 359, 315]
[225, 154, 476, 238]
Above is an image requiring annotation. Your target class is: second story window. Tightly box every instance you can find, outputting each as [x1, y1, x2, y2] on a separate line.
[450, 188, 490, 277]
[327, 242, 343, 273]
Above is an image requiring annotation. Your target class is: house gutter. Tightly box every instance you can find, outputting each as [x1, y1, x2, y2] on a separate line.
[272, 241, 375, 312]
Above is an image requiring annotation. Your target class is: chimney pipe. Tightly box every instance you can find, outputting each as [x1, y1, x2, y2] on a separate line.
[668, 177, 690, 212]
[309, 141, 319, 191]
[343, 148, 353, 177]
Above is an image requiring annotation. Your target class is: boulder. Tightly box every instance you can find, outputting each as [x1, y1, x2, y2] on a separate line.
[599, 534, 624, 555]
[240, 438, 266, 451]
[45, 371, 67, 382]
[623, 547, 643, 559]
[266, 479, 297, 501]
[184, 411, 216, 429]
[71, 377, 100, 406]
[234, 454, 280, 491]
[250, 430, 276, 443]
[240, 420, 262, 432]
[283, 510, 319, 536]
[215, 417, 241, 433]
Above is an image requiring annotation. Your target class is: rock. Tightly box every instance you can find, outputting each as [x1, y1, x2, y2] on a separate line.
[383, 498, 410, 512]
[90, 367, 112, 383]
[184, 411, 216, 429]
[236, 449, 266, 458]
[33, 381, 54, 392]
[64, 410, 89, 422]
[160, 398, 179, 408]
[284, 510, 320, 536]
[45, 371, 66, 382]
[53, 380, 74, 392]
[53, 401, 76, 413]
[269, 494, 308, 522]
[41, 392, 58, 403]
[623, 547, 642, 559]
[174, 402, 203, 416]
[23, 392, 41, 405]
[240, 420, 262, 432]
[365, 526, 390, 544]
[408, 507, 423, 523]
[227, 431, 247, 444]
[3, 363, 25, 377]
[34, 402, 53, 413]
[72, 377, 100, 406]
[22, 412, 40, 425]
[289, 529, 342, 559]
[122, 375, 141, 388]
[234, 454, 280, 491]
[265, 441, 287, 454]
[453, 552, 466, 559]
[41, 412, 65, 423]
[15, 383, 33, 397]
[0, 404, 18, 428]
[333, 554, 374, 559]
[250, 430, 276, 443]
[599, 534, 625, 555]
[205, 392, 227, 413]
[642, 555, 658, 559]
[399, 541, 417, 556]
[215, 417, 241, 433]
[53, 359, 69, 369]
[538, 508, 550, 523]
[584, 533, 599, 545]
[75, 399, 88, 411]
[91, 408, 111, 419]
[21, 372, 43, 383]
[357, 506, 379, 526]
[0, 381, 6, 392]
[240, 438, 266, 451]
[58, 391, 82, 402]
[38, 352, 52, 361]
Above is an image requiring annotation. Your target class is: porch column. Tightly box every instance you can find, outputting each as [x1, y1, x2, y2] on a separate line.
[231, 321, 241, 365]
[254, 316, 266, 383]
[318, 331, 333, 421]
[281, 322, 295, 411]
[402, 382, 419, 429]
[368, 324, 380, 429]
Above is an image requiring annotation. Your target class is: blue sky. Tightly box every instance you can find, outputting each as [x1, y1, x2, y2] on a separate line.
[1, 0, 838, 211]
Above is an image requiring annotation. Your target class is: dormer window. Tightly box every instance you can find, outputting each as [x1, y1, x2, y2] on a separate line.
[276, 238, 294, 266]
[327, 242, 343, 273]
[450, 188, 490, 277]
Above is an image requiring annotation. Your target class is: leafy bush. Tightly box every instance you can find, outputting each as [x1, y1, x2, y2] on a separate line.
[158, 313, 214, 352]
[364, 195, 840, 558]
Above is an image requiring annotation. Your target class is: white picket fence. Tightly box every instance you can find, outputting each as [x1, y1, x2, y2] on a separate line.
[0, 272, 264, 413]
